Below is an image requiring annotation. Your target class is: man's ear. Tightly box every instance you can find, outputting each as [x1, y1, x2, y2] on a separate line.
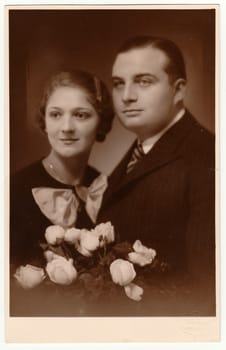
[173, 78, 186, 104]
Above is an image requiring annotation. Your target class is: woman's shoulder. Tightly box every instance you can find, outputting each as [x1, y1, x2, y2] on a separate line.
[10, 160, 46, 188]
[11, 161, 105, 189]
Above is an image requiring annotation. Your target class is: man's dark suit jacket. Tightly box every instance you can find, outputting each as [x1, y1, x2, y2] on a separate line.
[98, 110, 215, 315]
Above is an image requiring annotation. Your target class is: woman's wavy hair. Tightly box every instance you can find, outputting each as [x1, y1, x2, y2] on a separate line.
[37, 70, 114, 142]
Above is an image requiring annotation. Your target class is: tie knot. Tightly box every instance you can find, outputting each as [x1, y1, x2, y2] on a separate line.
[126, 142, 145, 173]
[134, 142, 145, 158]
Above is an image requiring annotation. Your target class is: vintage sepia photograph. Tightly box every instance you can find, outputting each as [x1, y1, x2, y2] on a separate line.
[6, 4, 219, 343]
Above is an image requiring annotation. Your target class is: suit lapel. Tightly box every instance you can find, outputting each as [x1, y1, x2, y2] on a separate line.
[103, 111, 195, 205]
[102, 144, 134, 205]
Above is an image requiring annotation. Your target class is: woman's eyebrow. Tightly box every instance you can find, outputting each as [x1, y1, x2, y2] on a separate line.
[71, 107, 92, 111]
[111, 76, 124, 80]
[47, 106, 62, 110]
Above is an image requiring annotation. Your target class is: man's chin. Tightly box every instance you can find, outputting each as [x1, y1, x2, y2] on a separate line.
[118, 119, 146, 135]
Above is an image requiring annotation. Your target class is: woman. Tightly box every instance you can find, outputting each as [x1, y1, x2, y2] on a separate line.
[10, 70, 114, 270]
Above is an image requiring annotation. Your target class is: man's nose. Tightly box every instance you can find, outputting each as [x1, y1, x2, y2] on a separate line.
[61, 115, 74, 132]
[122, 83, 137, 103]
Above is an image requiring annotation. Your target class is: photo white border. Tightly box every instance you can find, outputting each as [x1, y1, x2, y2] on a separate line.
[1, 1, 225, 348]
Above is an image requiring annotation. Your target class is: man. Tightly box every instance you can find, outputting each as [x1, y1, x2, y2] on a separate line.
[98, 36, 215, 315]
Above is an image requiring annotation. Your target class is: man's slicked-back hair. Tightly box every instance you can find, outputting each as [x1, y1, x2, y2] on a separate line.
[116, 35, 187, 83]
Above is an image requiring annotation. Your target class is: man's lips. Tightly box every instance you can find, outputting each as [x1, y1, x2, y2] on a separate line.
[122, 109, 143, 116]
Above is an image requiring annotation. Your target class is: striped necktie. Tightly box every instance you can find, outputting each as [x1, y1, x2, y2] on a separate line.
[126, 142, 145, 173]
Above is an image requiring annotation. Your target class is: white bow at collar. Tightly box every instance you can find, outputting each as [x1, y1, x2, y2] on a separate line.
[32, 174, 108, 227]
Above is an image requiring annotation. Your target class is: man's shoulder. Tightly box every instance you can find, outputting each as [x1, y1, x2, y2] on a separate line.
[184, 110, 214, 135]
[180, 111, 215, 166]
[188, 112, 214, 140]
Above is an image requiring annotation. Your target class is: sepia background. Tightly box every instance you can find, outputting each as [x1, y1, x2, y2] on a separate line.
[9, 9, 215, 175]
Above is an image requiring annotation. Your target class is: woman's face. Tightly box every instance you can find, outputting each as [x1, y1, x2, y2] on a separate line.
[45, 86, 100, 159]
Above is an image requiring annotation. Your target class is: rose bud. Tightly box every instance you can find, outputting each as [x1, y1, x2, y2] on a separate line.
[46, 257, 77, 285]
[124, 283, 144, 301]
[93, 222, 115, 247]
[64, 227, 81, 245]
[76, 230, 100, 257]
[14, 264, 46, 289]
[45, 225, 65, 245]
[128, 240, 156, 266]
[110, 259, 136, 286]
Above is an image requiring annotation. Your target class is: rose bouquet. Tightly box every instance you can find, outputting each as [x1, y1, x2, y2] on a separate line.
[14, 222, 159, 303]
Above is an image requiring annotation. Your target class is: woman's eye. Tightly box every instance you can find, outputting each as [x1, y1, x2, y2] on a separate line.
[49, 111, 61, 118]
[112, 80, 124, 89]
[73, 111, 90, 119]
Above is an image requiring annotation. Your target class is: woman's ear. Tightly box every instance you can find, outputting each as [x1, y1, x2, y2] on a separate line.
[173, 78, 187, 104]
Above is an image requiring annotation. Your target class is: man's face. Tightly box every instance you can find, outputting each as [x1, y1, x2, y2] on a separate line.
[112, 46, 183, 140]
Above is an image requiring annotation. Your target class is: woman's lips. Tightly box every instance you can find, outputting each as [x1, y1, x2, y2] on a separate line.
[60, 138, 79, 145]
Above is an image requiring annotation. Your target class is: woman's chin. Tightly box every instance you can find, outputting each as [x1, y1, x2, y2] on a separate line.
[54, 149, 90, 160]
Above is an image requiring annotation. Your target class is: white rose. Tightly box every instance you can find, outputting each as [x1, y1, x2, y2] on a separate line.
[64, 227, 81, 244]
[128, 240, 156, 266]
[14, 264, 46, 289]
[46, 257, 77, 285]
[93, 221, 115, 247]
[45, 225, 65, 245]
[124, 283, 144, 301]
[44, 250, 63, 262]
[76, 230, 100, 257]
[110, 259, 136, 286]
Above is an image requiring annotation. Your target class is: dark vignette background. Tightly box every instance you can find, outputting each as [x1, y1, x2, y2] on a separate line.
[9, 9, 215, 175]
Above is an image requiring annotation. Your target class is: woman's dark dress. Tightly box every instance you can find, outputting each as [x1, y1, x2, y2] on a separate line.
[10, 160, 102, 316]
[10, 160, 99, 267]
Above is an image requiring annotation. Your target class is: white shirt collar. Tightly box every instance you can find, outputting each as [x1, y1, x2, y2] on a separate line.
[140, 108, 186, 154]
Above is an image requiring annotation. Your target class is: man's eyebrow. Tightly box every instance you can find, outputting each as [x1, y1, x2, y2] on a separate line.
[135, 73, 157, 79]
[111, 73, 157, 80]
